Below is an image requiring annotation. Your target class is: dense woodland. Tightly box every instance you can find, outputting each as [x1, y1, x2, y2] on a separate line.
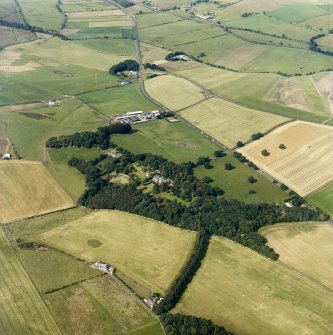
[161, 314, 234, 335]
[58, 125, 326, 261]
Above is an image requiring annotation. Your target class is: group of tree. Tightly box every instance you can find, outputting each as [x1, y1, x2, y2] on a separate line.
[154, 231, 211, 314]
[144, 63, 166, 71]
[165, 51, 187, 61]
[109, 59, 139, 75]
[46, 123, 131, 150]
[161, 314, 234, 335]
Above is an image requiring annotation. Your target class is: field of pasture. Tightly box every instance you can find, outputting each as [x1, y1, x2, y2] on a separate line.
[0, 0, 23, 23]
[261, 221, 333, 290]
[145, 75, 205, 111]
[179, 97, 289, 148]
[195, 157, 287, 203]
[41, 210, 196, 295]
[238, 121, 333, 197]
[307, 181, 333, 217]
[175, 236, 333, 335]
[0, 27, 36, 49]
[112, 119, 218, 163]
[0, 227, 61, 335]
[0, 160, 74, 224]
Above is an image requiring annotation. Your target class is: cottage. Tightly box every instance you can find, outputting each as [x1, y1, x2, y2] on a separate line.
[2, 153, 11, 160]
[91, 261, 115, 274]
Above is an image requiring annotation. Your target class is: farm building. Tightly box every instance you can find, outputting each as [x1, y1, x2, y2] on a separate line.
[2, 154, 11, 160]
[115, 110, 160, 124]
[91, 261, 115, 274]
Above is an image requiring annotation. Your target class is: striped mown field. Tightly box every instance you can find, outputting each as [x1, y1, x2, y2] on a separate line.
[0, 227, 61, 335]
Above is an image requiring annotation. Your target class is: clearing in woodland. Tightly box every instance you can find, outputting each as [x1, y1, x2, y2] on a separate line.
[179, 97, 289, 148]
[175, 236, 333, 335]
[261, 222, 333, 290]
[0, 227, 61, 335]
[0, 160, 74, 224]
[238, 121, 333, 197]
[41, 210, 196, 295]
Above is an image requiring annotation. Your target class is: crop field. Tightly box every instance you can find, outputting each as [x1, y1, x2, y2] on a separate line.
[137, 12, 183, 28]
[145, 75, 205, 111]
[267, 3, 328, 23]
[261, 222, 333, 290]
[60, 0, 117, 13]
[0, 160, 74, 224]
[175, 236, 333, 335]
[112, 119, 218, 163]
[17, 0, 65, 31]
[307, 181, 333, 217]
[302, 14, 333, 32]
[0, 227, 61, 335]
[0, 27, 36, 49]
[195, 157, 286, 203]
[238, 121, 333, 197]
[45, 276, 163, 335]
[180, 97, 289, 148]
[79, 83, 157, 116]
[140, 42, 170, 64]
[41, 210, 196, 294]
[269, 76, 329, 116]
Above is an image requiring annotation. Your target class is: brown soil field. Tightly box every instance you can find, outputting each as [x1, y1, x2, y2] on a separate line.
[60, 28, 80, 36]
[0, 138, 10, 153]
[238, 121, 333, 196]
[0, 160, 75, 224]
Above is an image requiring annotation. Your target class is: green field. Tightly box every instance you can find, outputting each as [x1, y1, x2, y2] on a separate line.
[175, 236, 333, 335]
[112, 119, 218, 163]
[137, 12, 183, 28]
[0, 227, 61, 335]
[307, 181, 333, 217]
[261, 221, 333, 290]
[60, 0, 117, 13]
[45, 276, 163, 335]
[180, 97, 289, 148]
[79, 83, 157, 116]
[41, 210, 197, 295]
[195, 157, 287, 203]
[18, 0, 65, 31]
[145, 75, 205, 111]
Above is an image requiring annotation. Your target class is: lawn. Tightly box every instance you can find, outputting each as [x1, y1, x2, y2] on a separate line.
[179, 97, 289, 148]
[0, 227, 61, 334]
[261, 221, 333, 290]
[79, 83, 157, 116]
[17, 0, 65, 31]
[0, 161, 74, 224]
[307, 181, 333, 217]
[45, 276, 163, 335]
[145, 75, 205, 111]
[175, 236, 333, 335]
[195, 157, 287, 203]
[112, 119, 218, 163]
[41, 210, 197, 295]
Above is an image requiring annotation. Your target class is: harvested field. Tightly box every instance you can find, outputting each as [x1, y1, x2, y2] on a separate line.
[180, 97, 289, 148]
[60, 28, 80, 36]
[41, 210, 196, 294]
[88, 20, 132, 27]
[0, 50, 41, 73]
[0, 227, 61, 335]
[175, 236, 333, 335]
[261, 222, 333, 290]
[238, 121, 333, 196]
[0, 160, 74, 224]
[145, 75, 205, 111]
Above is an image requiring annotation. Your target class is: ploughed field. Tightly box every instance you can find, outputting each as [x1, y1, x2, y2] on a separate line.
[238, 121, 333, 197]
[41, 210, 196, 295]
[0, 160, 74, 224]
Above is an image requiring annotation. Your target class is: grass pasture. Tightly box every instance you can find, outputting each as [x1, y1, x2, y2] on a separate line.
[0, 26, 36, 49]
[180, 97, 289, 148]
[79, 83, 157, 116]
[195, 157, 286, 203]
[45, 276, 163, 335]
[137, 12, 183, 28]
[112, 119, 218, 163]
[0, 0, 22, 23]
[261, 222, 333, 290]
[238, 121, 333, 197]
[145, 75, 205, 111]
[175, 236, 333, 335]
[41, 210, 196, 294]
[0, 161, 74, 224]
[307, 181, 333, 217]
[0, 227, 61, 335]
[17, 0, 65, 31]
